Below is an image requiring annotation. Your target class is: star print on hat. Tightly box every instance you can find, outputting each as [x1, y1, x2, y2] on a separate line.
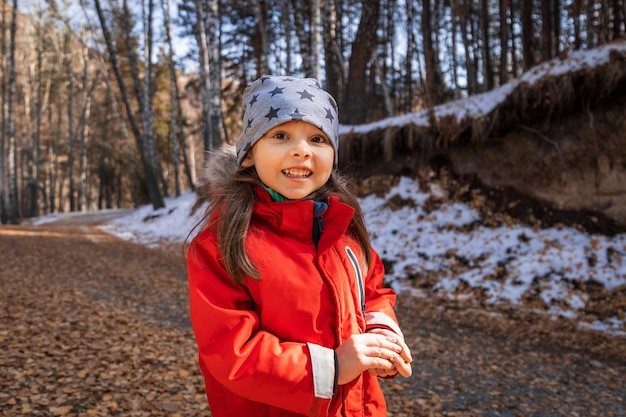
[235, 75, 339, 165]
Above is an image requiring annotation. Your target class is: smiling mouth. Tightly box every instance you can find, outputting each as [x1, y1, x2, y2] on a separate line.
[282, 169, 312, 179]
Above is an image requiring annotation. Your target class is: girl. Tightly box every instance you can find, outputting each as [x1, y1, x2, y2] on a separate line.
[187, 75, 413, 417]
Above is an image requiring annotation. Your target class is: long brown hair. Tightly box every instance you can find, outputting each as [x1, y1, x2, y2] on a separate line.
[190, 166, 372, 285]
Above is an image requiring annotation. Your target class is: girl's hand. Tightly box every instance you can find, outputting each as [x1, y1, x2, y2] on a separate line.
[334, 333, 403, 385]
[366, 328, 413, 378]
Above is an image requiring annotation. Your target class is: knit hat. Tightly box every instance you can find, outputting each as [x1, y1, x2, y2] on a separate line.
[235, 75, 339, 165]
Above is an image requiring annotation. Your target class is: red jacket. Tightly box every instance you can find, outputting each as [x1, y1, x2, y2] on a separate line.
[188, 188, 404, 416]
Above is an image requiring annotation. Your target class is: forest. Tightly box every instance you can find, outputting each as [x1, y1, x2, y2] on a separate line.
[1, 0, 625, 224]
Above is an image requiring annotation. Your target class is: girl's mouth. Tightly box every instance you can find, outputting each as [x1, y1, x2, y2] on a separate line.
[282, 169, 312, 179]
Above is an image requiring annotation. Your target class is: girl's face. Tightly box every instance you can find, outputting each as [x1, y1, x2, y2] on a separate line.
[241, 120, 335, 200]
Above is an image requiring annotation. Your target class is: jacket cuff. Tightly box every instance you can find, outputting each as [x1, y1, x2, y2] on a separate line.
[307, 342, 335, 399]
[365, 311, 404, 339]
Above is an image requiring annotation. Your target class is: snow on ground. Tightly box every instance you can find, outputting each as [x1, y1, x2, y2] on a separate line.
[31, 177, 626, 337]
[359, 178, 626, 337]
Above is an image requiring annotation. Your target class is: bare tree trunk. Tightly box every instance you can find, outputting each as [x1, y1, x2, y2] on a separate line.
[93, 0, 164, 209]
[65, 31, 76, 211]
[6, 0, 19, 223]
[404, 0, 415, 111]
[282, 1, 294, 74]
[421, 0, 443, 104]
[586, 0, 595, 47]
[141, 0, 168, 197]
[77, 45, 94, 211]
[521, 0, 535, 69]
[310, 0, 321, 80]
[25, 16, 44, 218]
[599, 0, 609, 43]
[615, 0, 623, 39]
[509, 0, 518, 76]
[322, 0, 345, 102]
[458, 0, 477, 94]
[449, 1, 460, 94]
[162, 0, 181, 195]
[541, 0, 553, 61]
[344, 0, 380, 124]
[499, 0, 509, 84]
[206, 0, 223, 151]
[1, 1, 9, 223]
[553, 0, 560, 56]
[193, 0, 215, 154]
[372, 50, 392, 117]
[50, 34, 67, 213]
[480, 0, 494, 90]
[290, 0, 311, 77]
[572, 0, 583, 50]
[77, 96, 92, 212]
[622, 0, 626, 40]
[252, 0, 269, 76]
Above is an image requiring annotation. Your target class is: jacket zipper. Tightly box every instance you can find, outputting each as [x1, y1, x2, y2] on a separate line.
[345, 246, 366, 316]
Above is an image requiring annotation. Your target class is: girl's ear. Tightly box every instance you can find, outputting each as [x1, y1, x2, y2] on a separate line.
[240, 150, 254, 168]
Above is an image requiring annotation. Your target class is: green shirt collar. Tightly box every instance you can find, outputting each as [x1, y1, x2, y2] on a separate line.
[263, 185, 289, 202]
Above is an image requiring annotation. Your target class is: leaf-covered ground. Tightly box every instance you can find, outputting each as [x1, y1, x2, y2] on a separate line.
[1, 223, 625, 416]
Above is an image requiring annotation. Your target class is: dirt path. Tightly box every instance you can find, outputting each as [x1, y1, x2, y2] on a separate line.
[1, 224, 625, 417]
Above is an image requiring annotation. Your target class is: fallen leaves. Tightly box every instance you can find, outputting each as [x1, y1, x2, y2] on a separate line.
[0, 225, 208, 417]
[2, 223, 625, 417]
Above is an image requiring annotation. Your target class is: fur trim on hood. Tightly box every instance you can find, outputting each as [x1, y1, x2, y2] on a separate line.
[192, 145, 238, 213]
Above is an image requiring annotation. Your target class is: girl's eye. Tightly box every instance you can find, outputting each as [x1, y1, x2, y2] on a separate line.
[311, 135, 328, 144]
[270, 132, 288, 140]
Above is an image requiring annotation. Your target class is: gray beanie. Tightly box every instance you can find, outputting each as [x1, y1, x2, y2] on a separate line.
[235, 75, 339, 165]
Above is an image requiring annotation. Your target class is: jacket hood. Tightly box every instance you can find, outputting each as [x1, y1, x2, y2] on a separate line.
[194, 145, 239, 207]
[203, 145, 239, 190]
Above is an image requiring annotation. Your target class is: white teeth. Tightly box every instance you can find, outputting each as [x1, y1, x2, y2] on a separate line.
[283, 169, 311, 178]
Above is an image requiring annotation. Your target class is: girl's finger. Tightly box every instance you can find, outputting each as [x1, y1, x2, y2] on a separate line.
[394, 357, 413, 377]
[368, 346, 401, 364]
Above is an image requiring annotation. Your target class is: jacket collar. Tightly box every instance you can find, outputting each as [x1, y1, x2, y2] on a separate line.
[252, 187, 354, 253]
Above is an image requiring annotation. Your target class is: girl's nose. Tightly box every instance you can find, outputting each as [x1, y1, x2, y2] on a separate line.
[290, 139, 312, 159]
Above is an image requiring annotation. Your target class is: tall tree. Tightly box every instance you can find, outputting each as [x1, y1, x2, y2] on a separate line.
[6, 0, 19, 223]
[290, 0, 321, 79]
[572, 0, 583, 50]
[93, 0, 164, 209]
[65, 30, 76, 211]
[541, 0, 554, 61]
[480, 0, 494, 90]
[344, 0, 380, 124]
[1, 1, 9, 222]
[161, 0, 182, 195]
[193, 0, 215, 152]
[404, 0, 415, 111]
[21, 7, 43, 218]
[521, 0, 535, 69]
[508, 0, 518, 76]
[552, 0, 560, 57]
[457, 0, 477, 95]
[421, 0, 443, 104]
[141, 0, 167, 196]
[499, 0, 509, 84]
[586, 0, 596, 47]
[614, 0, 623, 40]
[205, 0, 223, 151]
[322, 0, 345, 101]
[252, 0, 269, 76]
[76, 43, 95, 211]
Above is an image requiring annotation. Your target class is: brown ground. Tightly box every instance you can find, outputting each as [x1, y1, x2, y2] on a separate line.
[1, 222, 625, 417]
